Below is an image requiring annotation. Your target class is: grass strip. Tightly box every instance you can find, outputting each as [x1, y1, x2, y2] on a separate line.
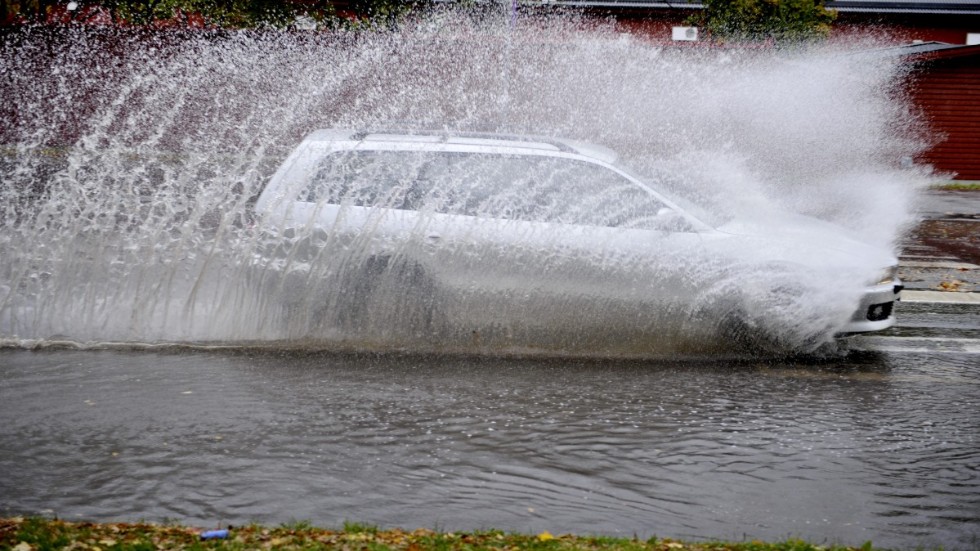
[932, 181, 980, 191]
[0, 517, 888, 551]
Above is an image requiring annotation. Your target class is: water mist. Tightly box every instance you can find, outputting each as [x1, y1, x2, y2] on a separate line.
[0, 12, 933, 356]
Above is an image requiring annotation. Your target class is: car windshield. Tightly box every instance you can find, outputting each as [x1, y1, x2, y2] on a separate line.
[625, 168, 734, 229]
[300, 149, 690, 230]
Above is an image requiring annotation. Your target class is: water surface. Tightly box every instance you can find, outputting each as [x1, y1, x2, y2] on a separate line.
[1, 345, 976, 549]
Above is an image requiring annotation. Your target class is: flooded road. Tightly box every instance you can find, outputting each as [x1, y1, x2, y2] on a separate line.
[1, 301, 978, 550]
[2, 23, 976, 550]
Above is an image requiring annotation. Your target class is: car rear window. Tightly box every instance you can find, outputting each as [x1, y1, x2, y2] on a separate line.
[300, 150, 671, 229]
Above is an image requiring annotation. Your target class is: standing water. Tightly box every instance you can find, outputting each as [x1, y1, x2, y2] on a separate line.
[0, 13, 931, 354]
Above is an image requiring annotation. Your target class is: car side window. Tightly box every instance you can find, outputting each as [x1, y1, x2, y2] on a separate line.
[428, 154, 681, 230]
[300, 150, 688, 231]
[301, 150, 430, 209]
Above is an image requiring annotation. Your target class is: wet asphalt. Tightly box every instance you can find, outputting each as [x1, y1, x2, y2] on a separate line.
[900, 189, 980, 293]
[0, 190, 976, 550]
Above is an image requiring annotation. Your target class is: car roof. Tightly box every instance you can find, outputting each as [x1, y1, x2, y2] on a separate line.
[302, 128, 619, 165]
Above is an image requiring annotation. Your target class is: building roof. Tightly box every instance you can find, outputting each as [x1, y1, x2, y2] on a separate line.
[827, 1, 980, 15]
[528, 0, 702, 8]
[534, 0, 980, 15]
[866, 41, 980, 61]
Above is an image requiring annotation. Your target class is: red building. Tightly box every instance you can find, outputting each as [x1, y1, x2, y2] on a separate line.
[829, 1, 980, 45]
[552, 1, 980, 45]
[901, 42, 980, 180]
[552, 0, 980, 180]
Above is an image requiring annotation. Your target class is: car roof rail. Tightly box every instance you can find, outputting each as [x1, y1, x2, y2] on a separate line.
[334, 128, 617, 163]
[350, 128, 582, 153]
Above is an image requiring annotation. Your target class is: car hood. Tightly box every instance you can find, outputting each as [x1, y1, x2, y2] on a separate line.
[714, 212, 898, 272]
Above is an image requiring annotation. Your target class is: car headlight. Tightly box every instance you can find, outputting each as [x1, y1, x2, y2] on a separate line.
[872, 265, 898, 285]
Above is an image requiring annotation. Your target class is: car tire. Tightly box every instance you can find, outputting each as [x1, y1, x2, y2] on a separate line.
[336, 255, 440, 341]
[335, 254, 389, 335]
[690, 278, 803, 355]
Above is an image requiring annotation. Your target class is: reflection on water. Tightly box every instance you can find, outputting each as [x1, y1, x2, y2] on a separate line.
[0, 348, 977, 549]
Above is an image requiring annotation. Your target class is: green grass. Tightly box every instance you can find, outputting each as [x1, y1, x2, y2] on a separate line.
[0, 517, 911, 551]
[279, 520, 316, 533]
[341, 521, 380, 534]
[932, 181, 980, 191]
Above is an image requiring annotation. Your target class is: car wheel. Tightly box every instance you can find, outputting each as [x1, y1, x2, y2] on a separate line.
[690, 277, 806, 355]
[727, 279, 829, 355]
[335, 254, 389, 335]
[336, 255, 440, 341]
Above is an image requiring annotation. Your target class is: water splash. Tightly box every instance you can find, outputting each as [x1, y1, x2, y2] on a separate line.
[0, 12, 933, 356]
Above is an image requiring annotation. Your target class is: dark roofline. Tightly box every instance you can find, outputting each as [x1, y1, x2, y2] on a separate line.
[864, 41, 980, 62]
[826, 2, 980, 15]
[531, 1, 980, 15]
[906, 42, 980, 61]
[525, 1, 702, 8]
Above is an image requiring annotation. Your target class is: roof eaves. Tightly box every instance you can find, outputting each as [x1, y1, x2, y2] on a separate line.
[533, 0, 980, 14]
[865, 41, 980, 62]
[907, 43, 980, 62]
[826, 1, 980, 14]
[526, 0, 703, 8]
[831, 8, 980, 15]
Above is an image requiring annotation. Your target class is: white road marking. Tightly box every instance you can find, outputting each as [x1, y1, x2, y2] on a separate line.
[848, 336, 980, 354]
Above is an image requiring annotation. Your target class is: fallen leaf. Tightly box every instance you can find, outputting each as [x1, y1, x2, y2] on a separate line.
[938, 280, 963, 291]
[538, 531, 554, 542]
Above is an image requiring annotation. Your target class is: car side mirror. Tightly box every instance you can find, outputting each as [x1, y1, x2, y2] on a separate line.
[656, 208, 694, 232]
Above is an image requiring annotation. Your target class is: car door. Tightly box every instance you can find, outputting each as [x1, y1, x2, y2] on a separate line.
[259, 144, 712, 351]
[393, 150, 711, 350]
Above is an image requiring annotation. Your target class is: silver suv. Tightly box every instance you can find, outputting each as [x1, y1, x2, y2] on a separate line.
[249, 129, 902, 355]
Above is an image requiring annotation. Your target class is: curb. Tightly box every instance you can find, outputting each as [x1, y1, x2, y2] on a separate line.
[901, 290, 980, 304]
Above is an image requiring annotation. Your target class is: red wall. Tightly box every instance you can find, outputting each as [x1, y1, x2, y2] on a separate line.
[909, 56, 980, 181]
[603, 10, 980, 46]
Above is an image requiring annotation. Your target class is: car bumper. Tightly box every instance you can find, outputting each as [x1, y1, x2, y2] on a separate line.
[839, 278, 903, 334]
